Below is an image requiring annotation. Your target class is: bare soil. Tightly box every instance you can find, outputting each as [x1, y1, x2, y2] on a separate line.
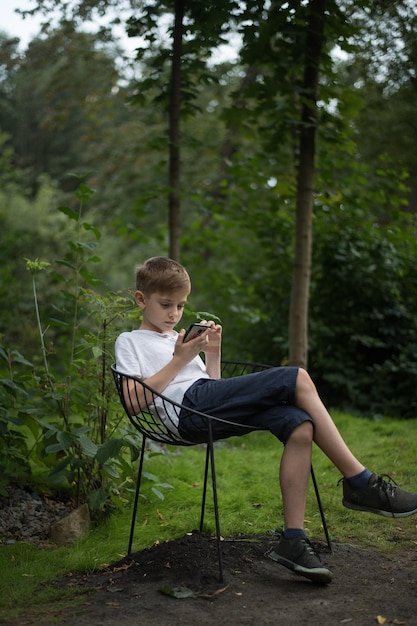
[14, 531, 417, 626]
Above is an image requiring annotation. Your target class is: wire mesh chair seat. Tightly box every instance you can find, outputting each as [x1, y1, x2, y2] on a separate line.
[111, 361, 332, 582]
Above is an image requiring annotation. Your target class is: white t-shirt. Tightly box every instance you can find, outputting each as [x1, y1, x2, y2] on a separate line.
[115, 329, 209, 436]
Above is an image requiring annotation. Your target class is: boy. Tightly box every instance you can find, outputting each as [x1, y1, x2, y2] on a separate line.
[115, 256, 417, 584]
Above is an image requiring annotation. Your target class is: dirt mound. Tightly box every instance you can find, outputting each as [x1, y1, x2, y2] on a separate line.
[42, 531, 417, 626]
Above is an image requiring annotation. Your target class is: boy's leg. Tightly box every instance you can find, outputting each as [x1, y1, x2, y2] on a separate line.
[279, 421, 312, 529]
[294, 368, 364, 477]
[180, 373, 333, 583]
[294, 368, 417, 518]
[270, 420, 333, 585]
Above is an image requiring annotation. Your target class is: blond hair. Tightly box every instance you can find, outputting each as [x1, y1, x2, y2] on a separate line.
[135, 257, 191, 295]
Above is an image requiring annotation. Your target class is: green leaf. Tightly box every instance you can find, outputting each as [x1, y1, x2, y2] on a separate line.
[48, 455, 74, 477]
[25, 258, 51, 272]
[56, 259, 76, 270]
[20, 414, 42, 438]
[158, 586, 195, 599]
[0, 379, 19, 395]
[79, 436, 98, 458]
[95, 438, 123, 464]
[102, 462, 120, 478]
[143, 471, 158, 482]
[151, 487, 165, 500]
[44, 430, 71, 454]
[45, 443, 66, 454]
[58, 206, 79, 221]
[87, 487, 108, 511]
[75, 183, 95, 202]
[38, 419, 59, 433]
[6, 415, 24, 426]
[57, 431, 72, 449]
[73, 425, 92, 436]
[8, 351, 33, 367]
[82, 223, 102, 240]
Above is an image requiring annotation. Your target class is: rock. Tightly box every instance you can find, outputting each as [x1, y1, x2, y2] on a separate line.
[0, 488, 72, 543]
[49, 503, 90, 545]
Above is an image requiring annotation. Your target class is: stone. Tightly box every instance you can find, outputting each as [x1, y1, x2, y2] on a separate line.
[49, 503, 90, 545]
[0, 488, 71, 543]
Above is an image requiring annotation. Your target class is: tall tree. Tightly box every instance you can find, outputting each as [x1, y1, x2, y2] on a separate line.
[289, 0, 327, 367]
[2, 25, 124, 192]
[16, 0, 416, 370]
[168, 0, 184, 261]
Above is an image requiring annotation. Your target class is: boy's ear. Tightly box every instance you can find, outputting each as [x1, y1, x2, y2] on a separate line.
[134, 290, 146, 309]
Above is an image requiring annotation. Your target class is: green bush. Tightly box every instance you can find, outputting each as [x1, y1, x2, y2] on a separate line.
[0, 180, 171, 514]
[0, 345, 37, 496]
[310, 213, 417, 418]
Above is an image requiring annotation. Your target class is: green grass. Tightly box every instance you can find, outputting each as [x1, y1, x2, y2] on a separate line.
[1, 410, 417, 623]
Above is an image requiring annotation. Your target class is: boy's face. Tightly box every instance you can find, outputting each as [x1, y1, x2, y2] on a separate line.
[135, 289, 189, 333]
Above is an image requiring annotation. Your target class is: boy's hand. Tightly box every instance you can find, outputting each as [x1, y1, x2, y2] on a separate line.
[174, 327, 211, 361]
[174, 321, 222, 360]
[201, 321, 222, 379]
[202, 322, 222, 355]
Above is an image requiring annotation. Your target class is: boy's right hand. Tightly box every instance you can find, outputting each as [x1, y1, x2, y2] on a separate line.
[174, 328, 210, 361]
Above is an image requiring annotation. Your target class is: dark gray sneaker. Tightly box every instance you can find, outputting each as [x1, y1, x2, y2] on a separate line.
[342, 473, 417, 518]
[268, 536, 332, 584]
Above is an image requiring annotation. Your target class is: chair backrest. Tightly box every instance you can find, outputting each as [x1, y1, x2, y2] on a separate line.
[220, 360, 271, 378]
[111, 365, 192, 446]
[111, 361, 272, 446]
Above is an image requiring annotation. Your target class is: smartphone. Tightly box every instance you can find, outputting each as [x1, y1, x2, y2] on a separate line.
[183, 323, 210, 343]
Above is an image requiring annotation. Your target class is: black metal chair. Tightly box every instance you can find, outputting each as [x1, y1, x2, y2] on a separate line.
[111, 361, 332, 582]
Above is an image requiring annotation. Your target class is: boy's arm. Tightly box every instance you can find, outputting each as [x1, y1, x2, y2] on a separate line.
[141, 323, 222, 389]
[125, 329, 211, 411]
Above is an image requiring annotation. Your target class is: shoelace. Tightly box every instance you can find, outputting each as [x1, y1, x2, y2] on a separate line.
[374, 473, 398, 498]
[374, 474, 400, 517]
[302, 537, 321, 559]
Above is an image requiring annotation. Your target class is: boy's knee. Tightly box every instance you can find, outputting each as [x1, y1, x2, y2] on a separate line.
[288, 420, 313, 445]
[296, 367, 317, 396]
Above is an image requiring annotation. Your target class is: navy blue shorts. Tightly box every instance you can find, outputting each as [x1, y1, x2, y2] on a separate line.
[178, 366, 313, 445]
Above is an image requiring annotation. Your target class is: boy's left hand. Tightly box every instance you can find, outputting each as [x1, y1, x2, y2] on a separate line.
[202, 321, 222, 355]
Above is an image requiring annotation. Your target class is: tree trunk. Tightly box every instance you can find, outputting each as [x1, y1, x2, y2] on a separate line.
[168, 0, 184, 261]
[289, 0, 327, 368]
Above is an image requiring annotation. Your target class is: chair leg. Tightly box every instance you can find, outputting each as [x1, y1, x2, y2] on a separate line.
[128, 436, 147, 556]
[207, 420, 224, 582]
[310, 464, 332, 553]
[199, 445, 211, 532]
[199, 429, 224, 581]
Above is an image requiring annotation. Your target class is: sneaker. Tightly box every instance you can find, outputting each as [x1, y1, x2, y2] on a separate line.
[342, 473, 417, 518]
[267, 536, 332, 584]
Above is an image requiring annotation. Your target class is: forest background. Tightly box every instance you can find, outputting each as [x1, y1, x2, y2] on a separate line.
[0, 0, 417, 515]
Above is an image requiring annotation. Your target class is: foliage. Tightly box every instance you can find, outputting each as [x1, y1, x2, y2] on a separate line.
[0, 345, 36, 496]
[0, 0, 416, 442]
[310, 193, 417, 418]
[0, 179, 174, 512]
[1, 26, 129, 197]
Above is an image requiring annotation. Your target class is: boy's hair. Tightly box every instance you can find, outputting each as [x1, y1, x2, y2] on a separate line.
[135, 257, 191, 295]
